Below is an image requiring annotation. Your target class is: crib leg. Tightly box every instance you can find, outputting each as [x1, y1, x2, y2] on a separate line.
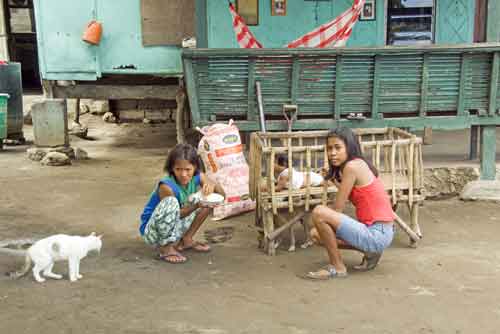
[263, 210, 276, 256]
[407, 202, 421, 248]
[411, 203, 422, 238]
[288, 226, 296, 252]
[300, 218, 313, 249]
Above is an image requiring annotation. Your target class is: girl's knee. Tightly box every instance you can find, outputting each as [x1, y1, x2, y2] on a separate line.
[312, 205, 332, 221]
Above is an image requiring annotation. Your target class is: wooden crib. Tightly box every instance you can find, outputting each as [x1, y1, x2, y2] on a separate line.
[249, 128, 425, 255]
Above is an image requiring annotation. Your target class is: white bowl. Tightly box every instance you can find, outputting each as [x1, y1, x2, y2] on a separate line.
[200, 193, 225, 206]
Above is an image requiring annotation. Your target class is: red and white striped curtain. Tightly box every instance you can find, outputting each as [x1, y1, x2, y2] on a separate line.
[229, 0, 365, 49]
[229, 2, 263, 49]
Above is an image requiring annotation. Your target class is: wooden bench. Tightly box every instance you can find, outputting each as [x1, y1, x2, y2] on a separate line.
[182, 43, 500, 180]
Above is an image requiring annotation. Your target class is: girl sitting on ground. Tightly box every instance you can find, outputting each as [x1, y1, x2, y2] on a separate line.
[306, 127, 395, 279]
[139, 144, 225, 264]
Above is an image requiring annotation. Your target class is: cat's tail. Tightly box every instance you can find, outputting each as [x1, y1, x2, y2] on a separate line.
[8, 253, 32, 279]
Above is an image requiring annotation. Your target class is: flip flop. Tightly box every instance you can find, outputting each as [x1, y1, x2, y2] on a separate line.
[158, 252, 187, 264]
[353, 252, 382, 271]
[178, 241, 211, 253]
[303, 266, 348, 280]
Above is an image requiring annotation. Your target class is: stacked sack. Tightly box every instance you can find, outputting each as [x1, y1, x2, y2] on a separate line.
[197, 120, 255, 220]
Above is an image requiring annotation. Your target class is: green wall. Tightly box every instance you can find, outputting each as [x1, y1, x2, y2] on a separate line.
[487, 0, 500, 42]
[204, 0, 475, 48]
[435, 0, 475, 44]
[205, 0, 385, 48]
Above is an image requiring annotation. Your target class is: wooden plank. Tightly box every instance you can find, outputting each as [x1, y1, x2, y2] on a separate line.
[489, 52, 500, 115]
[371, 55, 381, 119]
[247, 58, 256, 120]
[334, 55, 343, 120]
[480, 125, 497, 180]
[141, 0, 195, 46]
[197, 115, 500, 132]
[291, 56, 300, 105]
[52, 84, 178, 100]
[457, 53, 469, 116]
[182, 43, 500, 58]
[420, 53, 430, 117]
[183, 58, 200, 125]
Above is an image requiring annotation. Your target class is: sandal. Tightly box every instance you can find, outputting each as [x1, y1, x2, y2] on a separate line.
[304, 266, 348, 280]
[353, 252, 382, 271]
[178, 240, 211, 253]
[158, 252, 187, 264]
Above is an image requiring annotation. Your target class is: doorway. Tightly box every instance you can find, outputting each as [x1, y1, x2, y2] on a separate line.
[3, 0, 40, 90]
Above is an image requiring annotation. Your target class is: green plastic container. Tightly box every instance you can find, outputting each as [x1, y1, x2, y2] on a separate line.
[0, 94, 8, 148]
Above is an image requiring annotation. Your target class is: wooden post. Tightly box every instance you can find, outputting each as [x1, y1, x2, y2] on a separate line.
[480, 125, 497, 180]
[247, 58, 256, 120]
[175, 88, 186, 144]
[469, 125, 479, 160]
[334, 55, 343, 120]
[489, 52, 500, 116]
[420, 53, 430, 118]
[371, 55, 382, 119]
[264, 210, 276, 256]
[487, 0, 500, 43]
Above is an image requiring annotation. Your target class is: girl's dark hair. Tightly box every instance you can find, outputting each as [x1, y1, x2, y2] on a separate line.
[164, 144, 202, 176]
[326, 127, 378, 182]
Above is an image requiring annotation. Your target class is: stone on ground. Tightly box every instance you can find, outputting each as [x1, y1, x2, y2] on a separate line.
[27, 147, 48, 161]
[103, 112, 117, 123]
[75, 147, 89, 160]
[69, 121, 89, 139]
[460, 180, 500, 203]
[40, 152, 71, 166]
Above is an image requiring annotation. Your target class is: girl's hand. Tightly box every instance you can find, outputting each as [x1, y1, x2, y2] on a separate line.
[202, 183, 215, 196]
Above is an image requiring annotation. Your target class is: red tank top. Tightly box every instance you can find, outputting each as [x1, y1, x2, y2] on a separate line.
[349, 177, 395, 226]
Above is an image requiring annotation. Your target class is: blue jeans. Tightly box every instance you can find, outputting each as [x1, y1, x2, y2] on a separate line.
[336, 214, 394, 253]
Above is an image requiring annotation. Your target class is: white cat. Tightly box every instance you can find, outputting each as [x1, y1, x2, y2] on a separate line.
[11, 233, 102, 283]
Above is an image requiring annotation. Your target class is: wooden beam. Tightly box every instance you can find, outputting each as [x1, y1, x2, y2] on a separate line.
[457, 54, 469, 116]
[480, 125, 497, 180]
[420, 53, 430, 117]
[371, 55, 381, 119]
[291, 56, 300, 105]
[489, 52, 500, 116]
[52, 84, 178, 100]
[247, 58, 256, 120]
[334, 55, 344, 120]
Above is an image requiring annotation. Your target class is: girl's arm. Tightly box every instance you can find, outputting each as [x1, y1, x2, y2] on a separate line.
[331, 162, 357, 213]
[200, 173, 226, 198]
[158, 183, 200, 218]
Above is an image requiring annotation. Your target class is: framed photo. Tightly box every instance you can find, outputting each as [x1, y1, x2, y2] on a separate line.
[360, 0, 376, 21]
[271, 0, 286, 16]
[236, 0, 259, 25]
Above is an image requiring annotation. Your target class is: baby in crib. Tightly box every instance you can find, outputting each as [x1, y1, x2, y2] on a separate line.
[274, 156, 324, 191]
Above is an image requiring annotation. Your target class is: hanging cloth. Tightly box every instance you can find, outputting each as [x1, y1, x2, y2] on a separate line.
[228, 2, 263, 48]
[228, 0, 365, 49]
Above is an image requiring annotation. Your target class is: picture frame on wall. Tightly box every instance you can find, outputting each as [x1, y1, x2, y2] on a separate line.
[236, 0, 259, 25]
[360, 0, 376, 21]
[271, 0, 286, 16]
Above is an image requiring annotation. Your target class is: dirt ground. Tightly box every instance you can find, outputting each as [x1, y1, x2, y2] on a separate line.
[1, 107, 500, 334]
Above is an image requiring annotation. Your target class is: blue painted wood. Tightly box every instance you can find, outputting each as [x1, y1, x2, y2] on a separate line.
[480, 126, 497, 180]
[33, 0, 184, 81]
[0, 63, 23, 139]
[206, 0, 384, 48]
[0, 94, 8, 140]
[435, 0, 474, 44]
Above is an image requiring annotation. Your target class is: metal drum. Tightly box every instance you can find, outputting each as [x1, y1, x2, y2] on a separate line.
[0, 63, 24, 140]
